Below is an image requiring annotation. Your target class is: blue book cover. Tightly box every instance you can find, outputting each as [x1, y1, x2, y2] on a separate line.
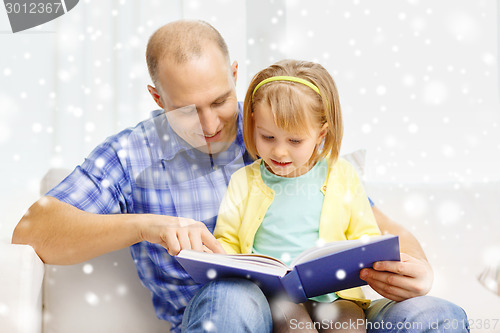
[176, 234, 400, 303]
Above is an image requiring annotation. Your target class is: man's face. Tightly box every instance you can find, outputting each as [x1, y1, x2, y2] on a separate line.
[150, 45, 239, 155]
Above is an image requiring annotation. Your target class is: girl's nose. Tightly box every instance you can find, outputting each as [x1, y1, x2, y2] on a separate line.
[272, 143, 287, 158]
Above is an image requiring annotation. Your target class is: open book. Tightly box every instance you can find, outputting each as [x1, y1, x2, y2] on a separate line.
[176, 234, 400, 303]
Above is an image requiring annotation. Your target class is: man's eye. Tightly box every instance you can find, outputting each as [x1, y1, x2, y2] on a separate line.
[213, 100, 226, 107]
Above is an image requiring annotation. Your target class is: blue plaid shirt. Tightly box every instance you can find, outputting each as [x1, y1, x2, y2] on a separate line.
[47, 104, 252, 332]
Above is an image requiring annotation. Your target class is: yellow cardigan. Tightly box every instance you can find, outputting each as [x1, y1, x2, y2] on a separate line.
[213, 157, 381, 308]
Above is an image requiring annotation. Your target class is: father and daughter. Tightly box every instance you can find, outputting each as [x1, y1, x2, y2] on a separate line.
[206, 58, 380, 331]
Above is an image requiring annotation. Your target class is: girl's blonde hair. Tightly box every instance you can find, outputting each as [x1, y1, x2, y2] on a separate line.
[243, 59, 343, 164]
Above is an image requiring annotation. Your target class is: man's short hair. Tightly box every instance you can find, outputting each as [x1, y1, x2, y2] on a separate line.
[146, 20, 230, 86]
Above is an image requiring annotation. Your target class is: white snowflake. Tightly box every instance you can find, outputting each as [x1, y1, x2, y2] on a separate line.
[376, 85, 387, 96]
[437, 201, 462, 225]
[83, 264, 94, 274]
[206, 269, 217, 280]
[336, 269, 346, 280]
[408, 123, 418, 134]
[85, 292, 100, 306]
[0, 303, 9, 316]
[202, 320, 216, 332]
[422, 81, 448, 105]
[116, 284, 128, 296]
[95, 158, 105, 169]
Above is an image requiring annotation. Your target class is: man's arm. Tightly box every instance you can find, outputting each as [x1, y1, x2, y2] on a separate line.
[372, 206, 427, 260]
[12, 196, 224, 265]
[360, 206, 434, 302]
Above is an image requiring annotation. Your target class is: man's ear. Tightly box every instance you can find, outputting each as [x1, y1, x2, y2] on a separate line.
[147, 85, 164, 109]
[231, 61, 238, 86]
[316, 123, 329, 144]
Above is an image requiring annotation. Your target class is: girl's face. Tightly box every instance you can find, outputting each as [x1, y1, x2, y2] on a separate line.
[253, 103, 327, 178]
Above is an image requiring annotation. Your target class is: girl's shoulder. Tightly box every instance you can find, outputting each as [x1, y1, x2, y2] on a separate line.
[230, 159, 263, 181]
[325, 157, 360, 181]
[326, 156, 354, 171]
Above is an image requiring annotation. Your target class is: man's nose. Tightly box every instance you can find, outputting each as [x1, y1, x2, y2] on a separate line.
[198, 108, 220, 136]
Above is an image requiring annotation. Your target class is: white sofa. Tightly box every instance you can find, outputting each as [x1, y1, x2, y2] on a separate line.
[2, 168, 500, 333]
[1, 169, 171, 333]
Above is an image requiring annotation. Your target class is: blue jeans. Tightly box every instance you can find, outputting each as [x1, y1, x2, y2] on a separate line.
[182, 280, 469, 333]
[182, 278, 272, 333]
[366, 296, 470, 332]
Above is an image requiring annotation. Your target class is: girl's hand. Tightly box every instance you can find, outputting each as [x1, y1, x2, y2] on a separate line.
[359, 253, 433, 302]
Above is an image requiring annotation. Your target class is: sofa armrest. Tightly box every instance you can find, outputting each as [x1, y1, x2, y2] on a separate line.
[0, 243, 44, 333]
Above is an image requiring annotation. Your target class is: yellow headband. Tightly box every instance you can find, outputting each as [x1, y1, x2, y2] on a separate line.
[252, 76, 322, 98]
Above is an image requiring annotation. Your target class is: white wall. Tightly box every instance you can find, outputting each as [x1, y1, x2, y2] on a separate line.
[246, 0, 500, 184]
[0, 0, 248, 241]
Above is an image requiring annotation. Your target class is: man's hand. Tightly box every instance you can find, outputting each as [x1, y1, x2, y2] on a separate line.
[360, 253, 433, 302]
[139, 216, 225, 256]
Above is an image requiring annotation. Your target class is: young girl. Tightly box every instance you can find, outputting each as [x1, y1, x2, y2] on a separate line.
[213, 59, 381, 332]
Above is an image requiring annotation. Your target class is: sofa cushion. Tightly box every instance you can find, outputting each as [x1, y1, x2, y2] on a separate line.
[0, 244, 43, 333]
[43, 249, 171, 333]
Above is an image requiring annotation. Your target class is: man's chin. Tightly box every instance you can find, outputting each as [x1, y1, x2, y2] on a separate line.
[192, 141, 229, 155]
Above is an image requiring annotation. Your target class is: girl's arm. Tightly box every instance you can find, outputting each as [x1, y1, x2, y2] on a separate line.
[344, 162, 381, 240]
[213, 174, 248, 255]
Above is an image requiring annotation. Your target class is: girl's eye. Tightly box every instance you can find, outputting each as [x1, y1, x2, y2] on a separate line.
[261, 135, 274, 141]
[289, 139, 302, 144]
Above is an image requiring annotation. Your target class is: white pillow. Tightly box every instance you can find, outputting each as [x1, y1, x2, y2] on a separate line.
[341, 149, 367, 178]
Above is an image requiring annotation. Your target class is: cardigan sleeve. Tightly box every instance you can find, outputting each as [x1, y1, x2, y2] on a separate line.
[213, 167, 250, 254]
[343, 162, 381, 240]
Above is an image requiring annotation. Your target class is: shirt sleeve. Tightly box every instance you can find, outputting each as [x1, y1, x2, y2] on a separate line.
[46, 134, 133, 215]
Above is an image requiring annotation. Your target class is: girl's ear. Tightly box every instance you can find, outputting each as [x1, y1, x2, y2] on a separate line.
[316, 123, 328, 144]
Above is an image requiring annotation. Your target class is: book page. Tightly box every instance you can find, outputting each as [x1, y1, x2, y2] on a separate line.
[290, 235, 392, 267]
[177, 250, 290, 276]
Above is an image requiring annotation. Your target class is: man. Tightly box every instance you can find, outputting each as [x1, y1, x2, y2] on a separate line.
[12, 20, 468, 332]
